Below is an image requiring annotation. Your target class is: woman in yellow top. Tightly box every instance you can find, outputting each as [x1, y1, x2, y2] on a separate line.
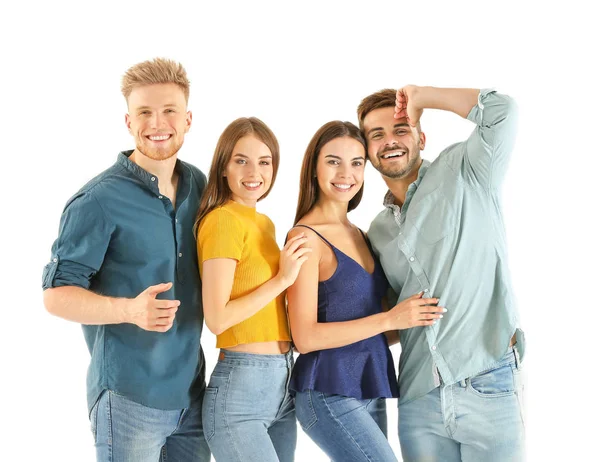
[195, 117, 310, 462]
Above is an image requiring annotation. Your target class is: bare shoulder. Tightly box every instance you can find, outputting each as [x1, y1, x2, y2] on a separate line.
[288, 224, 322, 245]
[289, 223, 329, 258]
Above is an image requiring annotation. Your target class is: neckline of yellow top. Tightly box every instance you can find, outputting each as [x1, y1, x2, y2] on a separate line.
[226, 199, 257, 217]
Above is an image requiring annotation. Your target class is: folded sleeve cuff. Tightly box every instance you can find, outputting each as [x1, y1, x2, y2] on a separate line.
[42, 255, 95, 290]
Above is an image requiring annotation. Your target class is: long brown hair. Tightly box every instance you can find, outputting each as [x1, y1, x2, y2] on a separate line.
[294, 121, 366, 224]
[194, 117, 280, 232]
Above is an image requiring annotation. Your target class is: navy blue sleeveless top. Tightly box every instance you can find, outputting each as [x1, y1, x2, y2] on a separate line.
[289, 225, 399, 399]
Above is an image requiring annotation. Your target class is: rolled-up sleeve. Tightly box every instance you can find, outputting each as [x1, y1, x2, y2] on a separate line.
[464, 89, 519, 190]
[42, 192, 115, 290]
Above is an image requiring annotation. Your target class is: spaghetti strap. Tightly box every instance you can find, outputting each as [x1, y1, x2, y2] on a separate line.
[357, 228, 369, 245]
[357, 228, 377, 258]
[293, 224, 335, 251]
[357, 227, 373, 248]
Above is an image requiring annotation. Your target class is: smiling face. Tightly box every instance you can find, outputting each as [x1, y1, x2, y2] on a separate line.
[224, 135, 274, 207]
[363, 106, 425, 179]
[315, 136, 366, 205]
[125, 83, 191, 161]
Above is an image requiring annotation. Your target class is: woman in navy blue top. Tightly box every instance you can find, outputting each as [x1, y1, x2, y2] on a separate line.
[287, 121, 445, 462]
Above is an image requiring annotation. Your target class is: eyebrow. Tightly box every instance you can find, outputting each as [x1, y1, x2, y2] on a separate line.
[134, 103, 179, 110]
[366, 122, 410, 136]
[233, 153, 272, 159]
[324, 154, 366, 161]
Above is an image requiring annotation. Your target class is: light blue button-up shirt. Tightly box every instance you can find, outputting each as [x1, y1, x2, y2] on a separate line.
[368, 89, 525, 404]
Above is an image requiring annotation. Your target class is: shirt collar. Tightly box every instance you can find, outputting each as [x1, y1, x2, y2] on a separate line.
[383, 159, 431, 206]
[116, 150, 185, 195]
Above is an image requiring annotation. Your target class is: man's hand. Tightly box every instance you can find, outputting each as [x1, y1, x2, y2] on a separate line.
[121, 282, 180, 332]
[394, 85, 423, 127]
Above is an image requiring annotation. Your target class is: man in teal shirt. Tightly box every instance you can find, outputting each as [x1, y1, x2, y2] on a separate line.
[358, 86, 525, 461]
[43, 58, 210, 461]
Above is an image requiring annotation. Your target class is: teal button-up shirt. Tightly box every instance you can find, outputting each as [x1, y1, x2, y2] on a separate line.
[43, 151, 207, 413]
[368, 89, 525, 404]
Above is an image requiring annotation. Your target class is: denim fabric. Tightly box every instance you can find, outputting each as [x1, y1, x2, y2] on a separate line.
[91, 390, 210, 462]
[398, 346, 525, 462]
[295, 390, 397, 462]
[202, 350, 296, 462]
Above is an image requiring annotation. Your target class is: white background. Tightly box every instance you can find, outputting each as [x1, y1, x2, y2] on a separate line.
[2, 0, 599, 460]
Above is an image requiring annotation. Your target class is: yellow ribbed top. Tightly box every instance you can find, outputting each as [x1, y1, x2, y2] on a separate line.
[196, 200, 291, 348]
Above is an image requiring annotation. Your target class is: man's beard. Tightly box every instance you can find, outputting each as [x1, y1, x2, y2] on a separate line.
[374, 146, 420, 179]
[136, 137, 182, 161]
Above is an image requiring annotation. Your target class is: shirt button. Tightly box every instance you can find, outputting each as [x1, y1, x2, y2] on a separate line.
[431, 345, 437, 351]
[178, 252, 183, 257]
[158, 195, 163, 199]
[52, 258, 57, 263]
[409, 256, 415, 262]
[151, 177, 156, 182]
[175, 218, 178, 223]
[424, 288, 429, 293]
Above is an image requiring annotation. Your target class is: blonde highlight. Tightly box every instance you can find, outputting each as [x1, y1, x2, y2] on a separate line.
[121, 58, 190, 103]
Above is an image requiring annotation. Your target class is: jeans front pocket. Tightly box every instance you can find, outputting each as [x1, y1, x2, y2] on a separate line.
[89, 390, 106, 443]
[202, 387, 218, 443]
[513, 367, 526, 425]
[90, 399, 99, 442]
[468, 363, 515, 397]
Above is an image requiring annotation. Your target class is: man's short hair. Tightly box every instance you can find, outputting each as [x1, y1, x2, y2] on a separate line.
[121, 58, 190, 103]
[357, 89, 396, 132]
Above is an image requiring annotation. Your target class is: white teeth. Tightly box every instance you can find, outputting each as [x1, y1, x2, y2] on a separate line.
[333, 184, 352, 190]
[382, 151, 405, 159]
[243, 182, 261, 188]
[149, 135, 170, 141]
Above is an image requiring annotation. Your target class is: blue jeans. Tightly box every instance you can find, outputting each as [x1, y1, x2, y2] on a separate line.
[295, 390, 397, 462]
[202, 350, 296, 462]
[91, 389, 210, 462]
[398, 346, 525, 462]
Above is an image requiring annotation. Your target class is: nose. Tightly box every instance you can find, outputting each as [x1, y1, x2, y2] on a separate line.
[337, 164, 352, 178]
[246, 162, 260, 177]
[383, 132, 398, 147]
[150, 112, 167, 129]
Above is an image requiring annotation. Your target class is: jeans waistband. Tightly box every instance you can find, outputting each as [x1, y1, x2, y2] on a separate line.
[218, 349, 293, 367]
[443, 344, 521, 388]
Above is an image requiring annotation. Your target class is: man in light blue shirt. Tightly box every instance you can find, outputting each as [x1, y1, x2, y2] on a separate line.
[358, 86, 525, 461]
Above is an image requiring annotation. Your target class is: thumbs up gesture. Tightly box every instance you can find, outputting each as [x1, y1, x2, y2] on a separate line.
[122, 282, 181, 332]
